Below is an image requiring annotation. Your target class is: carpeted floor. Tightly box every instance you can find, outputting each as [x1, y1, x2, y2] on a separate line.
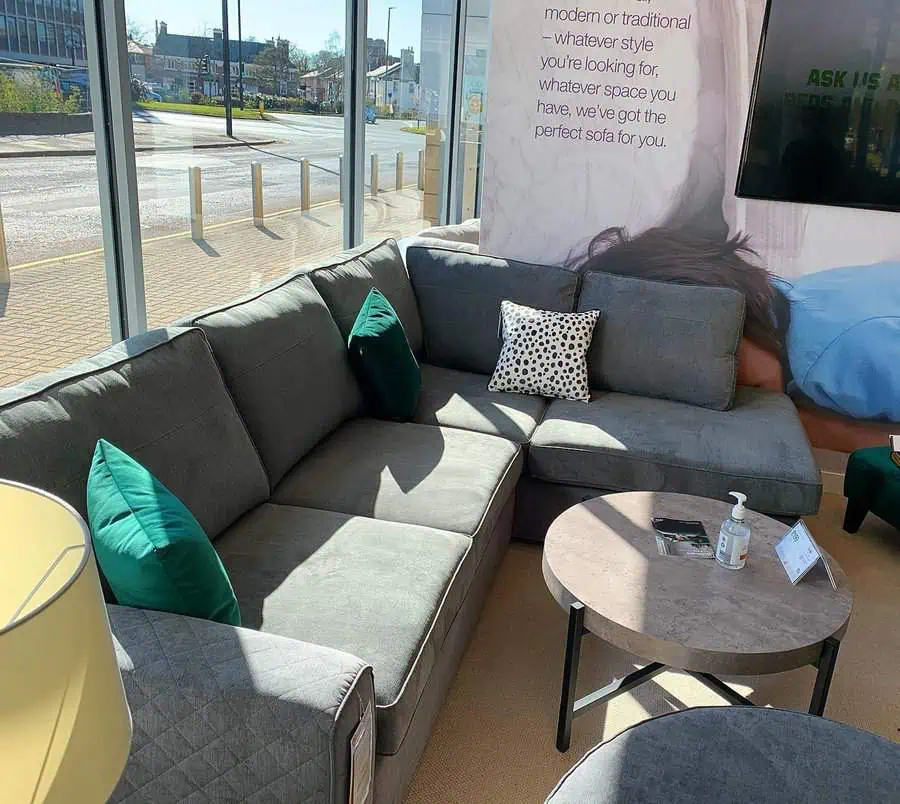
[405, 493, 900, 803]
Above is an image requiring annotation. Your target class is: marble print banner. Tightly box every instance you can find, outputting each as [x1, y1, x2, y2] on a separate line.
[481, 0, 900, 277]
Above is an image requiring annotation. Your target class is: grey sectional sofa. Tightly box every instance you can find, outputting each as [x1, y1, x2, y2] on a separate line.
[0, 237, 821, 803]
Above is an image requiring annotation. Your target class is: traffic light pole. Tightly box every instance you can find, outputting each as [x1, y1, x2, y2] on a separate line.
[221, 0, 233, 137]
[237, 0, 244, 108]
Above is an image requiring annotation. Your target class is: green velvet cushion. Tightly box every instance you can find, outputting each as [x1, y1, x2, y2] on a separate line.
[845, 446, 900, 527]
[87, 439, 241, 625]
[348, 288, 421, 421]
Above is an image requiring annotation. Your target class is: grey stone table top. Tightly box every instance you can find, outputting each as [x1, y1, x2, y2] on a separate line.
[543, 492, 853, 675]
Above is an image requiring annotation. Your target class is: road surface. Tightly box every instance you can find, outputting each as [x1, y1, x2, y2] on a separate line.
[0, 110, 426, 265]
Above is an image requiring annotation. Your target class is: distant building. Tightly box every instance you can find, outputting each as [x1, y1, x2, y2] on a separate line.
[366, 38, 385, 71]
[299, 66, 342, 106]
[367, 47, 419, 114]
[127, 39, 152, 81]
[149, 22, 297, 99]
[0, 0, 88, 67]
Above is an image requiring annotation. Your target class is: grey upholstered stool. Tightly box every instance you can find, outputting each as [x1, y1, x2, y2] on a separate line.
[546, 707, 900, 803]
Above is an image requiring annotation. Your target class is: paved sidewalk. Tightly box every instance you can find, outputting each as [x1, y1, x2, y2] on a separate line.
[0, 189, 427, 387]
[0, 120, 277, 157]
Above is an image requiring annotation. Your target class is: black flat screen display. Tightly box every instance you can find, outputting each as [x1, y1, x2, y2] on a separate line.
[737, 0, 900, 212]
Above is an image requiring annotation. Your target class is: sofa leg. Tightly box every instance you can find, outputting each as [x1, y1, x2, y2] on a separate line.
[843, 499, 868, 534]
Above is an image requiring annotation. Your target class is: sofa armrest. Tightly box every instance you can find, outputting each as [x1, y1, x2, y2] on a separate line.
[108, 605, 375, 804]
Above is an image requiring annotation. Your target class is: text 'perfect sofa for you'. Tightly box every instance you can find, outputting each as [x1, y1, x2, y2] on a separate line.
[0, 238, 822, 803]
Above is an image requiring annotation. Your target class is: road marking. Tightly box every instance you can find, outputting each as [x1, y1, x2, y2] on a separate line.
[8, 197, 347, 271]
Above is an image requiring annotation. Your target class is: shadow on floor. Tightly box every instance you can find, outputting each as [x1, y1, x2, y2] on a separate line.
[256, 226, 284, 241]
[193, 240, 221, 257]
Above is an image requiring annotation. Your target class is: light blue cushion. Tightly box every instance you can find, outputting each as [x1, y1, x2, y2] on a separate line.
[780, 262, 900, 421]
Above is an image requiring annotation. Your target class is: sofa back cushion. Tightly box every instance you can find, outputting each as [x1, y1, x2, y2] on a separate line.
[0, 328, 269, 539]
[578, 272, 746, 410]
[190, 274, 363, 486]
[406, 245, 581, 376]
[306, 239, 424, 353]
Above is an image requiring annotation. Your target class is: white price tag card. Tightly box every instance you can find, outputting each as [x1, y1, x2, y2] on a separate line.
[775, 521, 837, 590]
[350, 702, 374, 804]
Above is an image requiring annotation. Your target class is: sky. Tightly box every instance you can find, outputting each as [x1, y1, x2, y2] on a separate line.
[127, 0, 423, 57]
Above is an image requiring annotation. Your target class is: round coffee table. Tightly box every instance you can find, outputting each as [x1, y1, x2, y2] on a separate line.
[543, 492, 853, 751]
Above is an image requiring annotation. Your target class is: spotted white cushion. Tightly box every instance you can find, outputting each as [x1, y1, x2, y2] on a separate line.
[489, 301, 600, 402]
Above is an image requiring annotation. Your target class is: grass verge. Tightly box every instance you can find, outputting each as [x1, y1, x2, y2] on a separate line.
[401, 125, 428, 135]
[135, 101, 265, 120]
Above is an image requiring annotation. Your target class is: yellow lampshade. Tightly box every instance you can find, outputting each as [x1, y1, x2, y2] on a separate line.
[0, 480, 132, 804]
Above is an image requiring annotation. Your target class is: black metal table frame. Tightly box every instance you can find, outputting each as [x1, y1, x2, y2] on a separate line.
[556, 601, 842, 752]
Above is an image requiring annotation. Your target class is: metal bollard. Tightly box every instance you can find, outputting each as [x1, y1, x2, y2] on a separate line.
[189, 166, 203, 241]
[300, 158, 311, 211]
[251, 162, 264, 228]
[417, 150, 425, 191]
[338, 155, 344, 204]
[396, 152, 404, 191]
[370, 154, 379, 197]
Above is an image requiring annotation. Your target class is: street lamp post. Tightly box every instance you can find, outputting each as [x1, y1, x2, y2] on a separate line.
[237, 0, 244, 108]
[384, 6, 395, 113]
[221, 0, 233, 137]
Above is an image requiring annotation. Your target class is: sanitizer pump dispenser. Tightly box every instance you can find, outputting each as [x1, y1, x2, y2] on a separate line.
[715, 492, 752, 570]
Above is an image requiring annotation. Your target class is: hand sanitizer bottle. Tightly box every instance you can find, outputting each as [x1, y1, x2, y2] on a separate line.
[716, 492, 751, 570]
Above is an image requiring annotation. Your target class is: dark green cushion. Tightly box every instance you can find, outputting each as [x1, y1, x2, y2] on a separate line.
[845, 446, 900, 525]
[87, 439, 241, 625]
[348, 288, 421, 421]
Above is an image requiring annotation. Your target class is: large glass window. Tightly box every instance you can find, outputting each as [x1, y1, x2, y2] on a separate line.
[363, 0, 444, 240]
[0, 49, 109, 385]
[0, 0, 488, 389]
[124, 0, 350, 325]
[7, 17, 17, 52]
[452, 0, 489, 221]
[36, 21, 48, 55]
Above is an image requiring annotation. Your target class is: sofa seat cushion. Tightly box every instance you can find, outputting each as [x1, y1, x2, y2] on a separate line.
[216, 503, 474, 755]
[530, 388, 821, 515]
[415, 364, 547, 444]
[271, 419, 522, 542]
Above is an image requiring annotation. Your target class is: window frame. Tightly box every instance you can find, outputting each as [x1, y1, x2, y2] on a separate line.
[82, 0, 473, 343]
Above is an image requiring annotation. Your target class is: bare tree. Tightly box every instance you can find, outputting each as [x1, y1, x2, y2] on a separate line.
[313, 31, 344, 72]
[126, 17, 149, 44]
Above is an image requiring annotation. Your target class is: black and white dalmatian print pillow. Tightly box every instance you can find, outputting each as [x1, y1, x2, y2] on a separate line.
[488, 301, 600, 402]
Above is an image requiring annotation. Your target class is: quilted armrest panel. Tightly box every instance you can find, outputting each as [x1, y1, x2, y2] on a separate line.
[108, 605, 375, 804]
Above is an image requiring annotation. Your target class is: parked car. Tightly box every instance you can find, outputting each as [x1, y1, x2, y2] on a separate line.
[366, 105, 377, 124]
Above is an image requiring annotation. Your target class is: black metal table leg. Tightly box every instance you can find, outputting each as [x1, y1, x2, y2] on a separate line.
[556, 602, 585, 752]
[575, 662, 666, 718]
[809, 637, 841, 716]
[687, 672, 756, 707]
